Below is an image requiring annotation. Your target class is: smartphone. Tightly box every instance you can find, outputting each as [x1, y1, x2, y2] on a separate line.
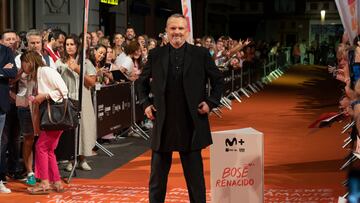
[104, 63, 111, 70]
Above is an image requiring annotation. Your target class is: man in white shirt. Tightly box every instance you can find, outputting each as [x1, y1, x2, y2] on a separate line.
[15, 30, 56, 69]
[43, 29, 66, 63]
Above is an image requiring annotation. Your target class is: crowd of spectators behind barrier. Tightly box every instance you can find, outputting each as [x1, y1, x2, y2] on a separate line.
[326, 32, 360, 201]
[0, 25, 295, 194]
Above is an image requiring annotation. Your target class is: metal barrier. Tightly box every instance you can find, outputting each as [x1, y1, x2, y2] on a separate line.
[93, 82, 147, 139]
[92, 49, 292, 133]
[211, 49, 291, 117]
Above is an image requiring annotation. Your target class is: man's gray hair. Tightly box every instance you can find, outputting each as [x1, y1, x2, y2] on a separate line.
[166, 13, 187, 26]
[26, 29, 41, 40]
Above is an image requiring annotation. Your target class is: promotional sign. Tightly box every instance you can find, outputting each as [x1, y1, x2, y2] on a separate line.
[211, 128, 264, 203]
[335, 0, 358, 45]
[95, 83, 132, 137]
[181, 0, 194, 44]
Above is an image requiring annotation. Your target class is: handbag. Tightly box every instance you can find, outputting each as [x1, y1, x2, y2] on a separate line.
[39, 90, 78, 131]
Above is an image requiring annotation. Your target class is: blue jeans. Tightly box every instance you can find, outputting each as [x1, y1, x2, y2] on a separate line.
[0, 113, 7, 167]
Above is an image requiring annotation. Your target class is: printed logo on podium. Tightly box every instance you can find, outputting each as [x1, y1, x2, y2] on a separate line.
[225, 137, 245, 152]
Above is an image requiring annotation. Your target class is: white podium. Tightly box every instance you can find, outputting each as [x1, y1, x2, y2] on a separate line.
[210, 128, 264, 203]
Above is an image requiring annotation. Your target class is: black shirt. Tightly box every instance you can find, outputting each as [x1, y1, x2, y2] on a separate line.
[160, 43, 194, 152]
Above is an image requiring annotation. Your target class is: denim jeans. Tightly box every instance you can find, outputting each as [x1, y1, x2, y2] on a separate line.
[0, 113, 7, 167]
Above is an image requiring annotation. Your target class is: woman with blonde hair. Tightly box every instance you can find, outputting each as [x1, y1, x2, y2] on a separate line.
[21, 50, 68, 194]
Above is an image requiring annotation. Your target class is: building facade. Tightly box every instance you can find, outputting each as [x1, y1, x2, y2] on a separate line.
[0, 0, 342, 46]
[1, 0, 127, 35]
[205, 0, 341, 46]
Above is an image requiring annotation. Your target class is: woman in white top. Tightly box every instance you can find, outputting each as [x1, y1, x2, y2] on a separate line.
[20, 50, 68, 194]
[118, 41, 143, 81]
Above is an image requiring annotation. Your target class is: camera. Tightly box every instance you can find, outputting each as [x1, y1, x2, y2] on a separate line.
[159, 32, 167, 39]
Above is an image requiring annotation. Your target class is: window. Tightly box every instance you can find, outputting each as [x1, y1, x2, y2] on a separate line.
[310, 3, 318, 10]
[322, 3, 329, 10]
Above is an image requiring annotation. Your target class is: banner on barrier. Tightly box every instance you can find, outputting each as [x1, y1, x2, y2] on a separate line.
[210, 128, 264, 203]
[96, 83, 132, 137]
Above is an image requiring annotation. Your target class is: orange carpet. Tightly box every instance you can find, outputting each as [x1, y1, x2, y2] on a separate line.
[0, 65, 348, 202]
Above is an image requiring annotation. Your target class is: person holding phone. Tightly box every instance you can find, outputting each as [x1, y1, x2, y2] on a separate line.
[89, 44, 113, 85]
[56, 34, 97, 171]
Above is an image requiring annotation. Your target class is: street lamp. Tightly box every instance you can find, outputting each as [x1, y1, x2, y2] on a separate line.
[320, 10, 326, 44]
[320, 10, 326, 24]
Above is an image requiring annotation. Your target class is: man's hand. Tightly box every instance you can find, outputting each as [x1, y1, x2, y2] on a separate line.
[3, 63, 14, 69]
[198, 101, 210, 114]
[145, 105, 157, 120]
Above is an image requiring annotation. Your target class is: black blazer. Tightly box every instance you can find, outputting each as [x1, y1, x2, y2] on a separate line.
[0, 45, 17, 113]
[136, 43, 224, 151]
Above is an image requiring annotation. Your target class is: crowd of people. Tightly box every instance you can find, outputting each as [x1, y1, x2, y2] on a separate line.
[292, 38, 337, 66]
[331, 33, 360, 201]
[332, 33, 360, 125]
[0, 24, 284, 195]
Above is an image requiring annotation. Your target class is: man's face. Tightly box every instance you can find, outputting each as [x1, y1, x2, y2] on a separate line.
[27, 35, 42, 53]
[54, 34, 65, 52]
[1, 32, 17, 50]
[91, 32, 99, 46]
[126, 28, 135, 40]
[165, 17, 188, 48]
[97, 30, 104, 38]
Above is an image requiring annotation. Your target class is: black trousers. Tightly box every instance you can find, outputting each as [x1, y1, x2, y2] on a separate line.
[149, 150, 206, 203]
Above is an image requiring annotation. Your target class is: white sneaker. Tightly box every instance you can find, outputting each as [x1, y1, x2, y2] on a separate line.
[128, 131, 141, 138]
[79, 161, 92, 171]
[65, 162, 73, 172]
[0, 181, 11, 193]
[144, 120, 153, 129]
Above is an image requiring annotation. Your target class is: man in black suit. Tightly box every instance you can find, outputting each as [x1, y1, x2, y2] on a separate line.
[0, 44, 18, 183]
[136, 14, 224, 203]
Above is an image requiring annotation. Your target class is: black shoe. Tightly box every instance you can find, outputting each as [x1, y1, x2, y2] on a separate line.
[11, 172, 25, 180]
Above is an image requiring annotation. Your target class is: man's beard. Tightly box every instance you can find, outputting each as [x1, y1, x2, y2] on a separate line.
[127, 35, 134, 40]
